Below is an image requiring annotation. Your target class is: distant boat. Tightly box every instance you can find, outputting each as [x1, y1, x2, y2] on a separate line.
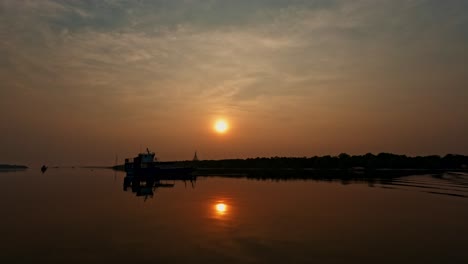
[41, 165, 48, 173]
[124, 148, 193, 177]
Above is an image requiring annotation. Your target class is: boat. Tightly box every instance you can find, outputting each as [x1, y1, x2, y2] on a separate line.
[41, 165, 48, 173]
[124, 148, 194, 178]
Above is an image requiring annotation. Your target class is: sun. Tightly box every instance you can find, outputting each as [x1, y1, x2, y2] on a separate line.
[214, 119, 229, 134]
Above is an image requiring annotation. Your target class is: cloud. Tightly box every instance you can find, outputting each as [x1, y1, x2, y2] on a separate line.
[1, 0, 467, 163]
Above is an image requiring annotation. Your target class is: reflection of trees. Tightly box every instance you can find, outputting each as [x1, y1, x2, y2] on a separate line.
[191, 167, 445, 182]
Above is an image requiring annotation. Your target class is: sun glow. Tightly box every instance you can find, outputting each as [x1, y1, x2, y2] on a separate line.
[215, 203, 227, 214]
[212, 200, 230, 219]
[216, 203, 226, 212]
[214, 119, 229, 134]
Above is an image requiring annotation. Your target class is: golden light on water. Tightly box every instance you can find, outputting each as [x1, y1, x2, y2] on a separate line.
[211, 199, 231, 220]
[214, 119, 229, 134]
[215, 202, 227, 215]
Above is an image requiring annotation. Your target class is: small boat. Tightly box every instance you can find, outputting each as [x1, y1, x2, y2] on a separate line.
[41, 165, 48, 173]
[124, 148, 194, 178]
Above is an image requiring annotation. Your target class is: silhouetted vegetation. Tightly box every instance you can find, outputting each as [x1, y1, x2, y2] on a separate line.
[112, 153, 467, 180]
[0, 164, 28, 170]
[172, 153, 468, 170]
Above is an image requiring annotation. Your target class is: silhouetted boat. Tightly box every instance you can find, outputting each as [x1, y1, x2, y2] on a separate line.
[41, 165, 48, 173]
[124, 148, 194, 177]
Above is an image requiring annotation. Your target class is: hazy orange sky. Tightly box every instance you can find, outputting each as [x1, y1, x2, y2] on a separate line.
[1, 0, 467, 166]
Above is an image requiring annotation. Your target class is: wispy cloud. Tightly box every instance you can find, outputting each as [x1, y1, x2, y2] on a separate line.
[1, 0, 467, 163]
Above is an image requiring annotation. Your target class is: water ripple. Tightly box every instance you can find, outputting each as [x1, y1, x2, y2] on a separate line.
[376, 172, 468, 198]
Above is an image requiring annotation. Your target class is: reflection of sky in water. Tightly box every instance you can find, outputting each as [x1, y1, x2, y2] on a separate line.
[1, 169, 468, 263]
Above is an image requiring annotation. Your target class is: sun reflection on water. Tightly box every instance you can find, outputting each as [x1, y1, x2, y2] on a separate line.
[215, 202, 227, 215]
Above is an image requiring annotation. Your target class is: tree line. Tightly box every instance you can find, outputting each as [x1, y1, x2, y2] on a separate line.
[176, 153, 468, 170]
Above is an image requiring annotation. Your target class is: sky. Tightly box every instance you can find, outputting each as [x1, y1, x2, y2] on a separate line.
[1, 0, 467, 166]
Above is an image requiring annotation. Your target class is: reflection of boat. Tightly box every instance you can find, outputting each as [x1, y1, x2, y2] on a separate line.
[41, 165, 48, 173]
[124, 148, 194, 176]
[123, 173, 196, 200]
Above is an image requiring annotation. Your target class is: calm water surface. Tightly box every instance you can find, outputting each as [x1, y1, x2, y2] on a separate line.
[1, 168, 467, 263]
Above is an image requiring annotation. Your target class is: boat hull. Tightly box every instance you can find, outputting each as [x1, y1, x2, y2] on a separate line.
[125, 166, 194, 178]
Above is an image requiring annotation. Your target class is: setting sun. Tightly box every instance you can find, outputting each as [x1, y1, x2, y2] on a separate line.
[214, 119, 229, 134]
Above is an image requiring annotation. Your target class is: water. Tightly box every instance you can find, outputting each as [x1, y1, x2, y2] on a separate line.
[0, 169, 467, 263]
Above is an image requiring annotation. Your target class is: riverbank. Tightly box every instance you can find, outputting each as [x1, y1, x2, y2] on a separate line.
[0, 164, 28, 170]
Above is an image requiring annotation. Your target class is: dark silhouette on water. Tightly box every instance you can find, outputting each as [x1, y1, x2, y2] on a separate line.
[123, 171, 197, 200]
[113, 153, 468, 181]
[186, 153, 468, 170]
[0, 164, 28, 172]
[124, 148, 194, 177]
[40, 165, 48, 173]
